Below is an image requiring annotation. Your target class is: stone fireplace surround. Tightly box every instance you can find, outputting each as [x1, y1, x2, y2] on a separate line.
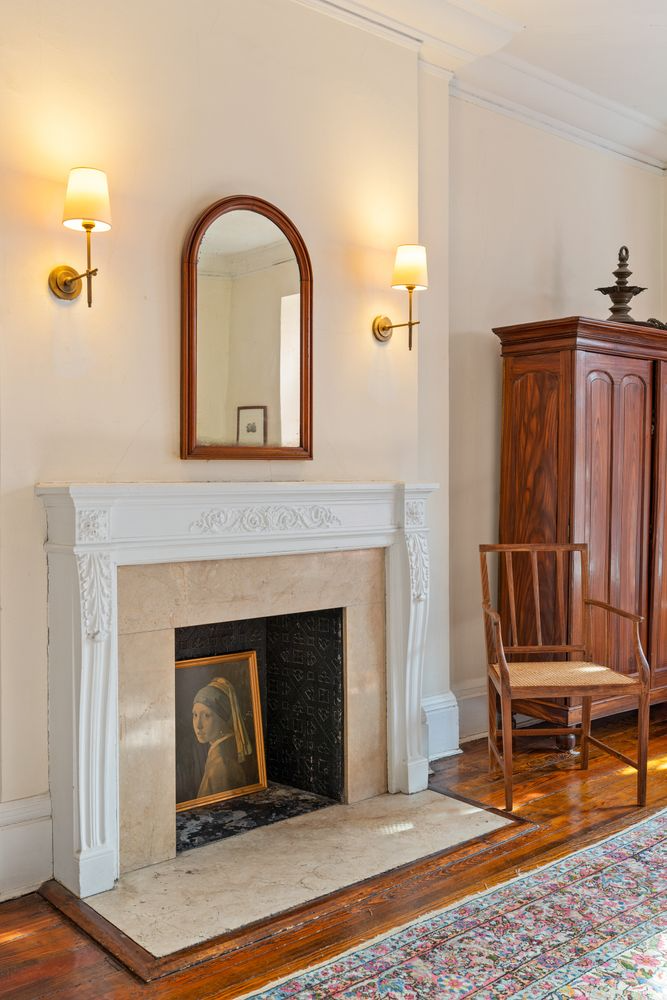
[119, 552, 383, 875]
[37, 481, 436, 899]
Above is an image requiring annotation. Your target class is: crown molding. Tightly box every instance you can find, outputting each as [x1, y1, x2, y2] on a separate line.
[290, 0, 522, 72]
[452, 52, 667, 172]
[290, 0, 667, 168]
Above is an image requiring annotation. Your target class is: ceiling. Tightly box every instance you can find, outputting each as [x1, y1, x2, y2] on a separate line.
[477, 0, 667, 124]
[306, 0, 667, 165]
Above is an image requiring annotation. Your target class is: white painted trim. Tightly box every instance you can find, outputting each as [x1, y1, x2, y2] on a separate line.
[453, 680, 486, 703]
[453, 682, 538, 743]
[0, 792, 51, 827]
[453, 679, 488, 743]
[451, 84, 666, 175]
[459, 730, 487, 744]
[37, 481, 438, 897]
[422, 692, 461, 761]
[451, 54, 667, 173]
[419, 60, 454, 82]
[295, 0, 666, 168]
[0, 794, 53, 901]
[496, 51, 667, 137]
[291, 0, 420, 49]
[289, 0, 521, 72]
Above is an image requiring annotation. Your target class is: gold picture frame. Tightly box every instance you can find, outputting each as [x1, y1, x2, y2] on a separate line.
[175, 651, 267, 811]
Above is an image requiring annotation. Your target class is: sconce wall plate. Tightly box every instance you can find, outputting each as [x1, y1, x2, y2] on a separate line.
[48, 265, 82, 301]
[372, 315, 393, 342]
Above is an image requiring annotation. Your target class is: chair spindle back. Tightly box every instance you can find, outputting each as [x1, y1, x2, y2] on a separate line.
[479, 543, 591, 665]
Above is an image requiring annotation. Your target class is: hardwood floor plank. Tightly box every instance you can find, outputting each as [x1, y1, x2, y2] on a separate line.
[1, 708, 665, 999]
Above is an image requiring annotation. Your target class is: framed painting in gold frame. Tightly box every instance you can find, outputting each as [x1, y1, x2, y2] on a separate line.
[175, 650, 267, 811]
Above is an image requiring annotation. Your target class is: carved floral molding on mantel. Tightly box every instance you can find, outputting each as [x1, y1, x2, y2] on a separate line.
[405, 499, 426, 528]
[36, 481, 438, 899]
[77, 508, 110, 543]
[190, 504, 342, 535]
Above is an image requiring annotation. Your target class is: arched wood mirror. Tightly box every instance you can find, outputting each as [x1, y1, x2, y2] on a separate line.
[181, 195, 312, 460]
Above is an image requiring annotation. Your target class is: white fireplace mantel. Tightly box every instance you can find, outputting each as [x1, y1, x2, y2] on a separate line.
[37, 481, 437, 898]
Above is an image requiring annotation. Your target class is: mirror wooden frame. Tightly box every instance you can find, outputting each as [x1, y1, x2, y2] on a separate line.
[181, 195, 313, 460]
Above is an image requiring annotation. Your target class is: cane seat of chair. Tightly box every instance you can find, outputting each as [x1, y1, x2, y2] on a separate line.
[491, 660, 640, 695]
[479, 543, 651, 813]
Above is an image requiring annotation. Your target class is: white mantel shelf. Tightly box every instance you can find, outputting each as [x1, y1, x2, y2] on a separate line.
[37, 481, 438, 898]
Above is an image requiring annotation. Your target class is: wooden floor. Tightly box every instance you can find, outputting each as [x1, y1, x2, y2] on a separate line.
[1, 707, 666, 999]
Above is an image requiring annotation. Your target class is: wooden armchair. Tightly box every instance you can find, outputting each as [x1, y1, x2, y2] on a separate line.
[479, 543, 650, 812]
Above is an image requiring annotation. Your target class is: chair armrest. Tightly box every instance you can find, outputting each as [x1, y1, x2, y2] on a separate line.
[482, 604, 502, 626]
[584, 600, 650, 687]
[584, 598, 644, 624]
[481, 603, 511, 687]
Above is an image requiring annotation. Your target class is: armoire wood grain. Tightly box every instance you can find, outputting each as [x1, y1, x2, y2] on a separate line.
[494, 316, 667, 727]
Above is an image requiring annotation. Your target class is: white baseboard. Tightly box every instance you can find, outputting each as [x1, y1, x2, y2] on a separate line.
[422, 692, 461, 761]
[453, 680, 488, 741]
[0, 793, 53, 901]
[454, 680, 539, 743]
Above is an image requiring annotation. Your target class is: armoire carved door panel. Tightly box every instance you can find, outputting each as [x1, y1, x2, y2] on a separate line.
[573, 352, 652, 676]
[499, 351, 572, 648]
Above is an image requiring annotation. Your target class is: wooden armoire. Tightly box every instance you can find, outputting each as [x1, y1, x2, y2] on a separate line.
[495, 315, 667, 727]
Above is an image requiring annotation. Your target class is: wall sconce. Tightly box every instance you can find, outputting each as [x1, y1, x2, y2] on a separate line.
[48, 167, 111, 308]
[372, 244, 428, 350]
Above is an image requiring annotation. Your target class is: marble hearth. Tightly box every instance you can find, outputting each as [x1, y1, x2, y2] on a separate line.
[37, 482, 436, 898]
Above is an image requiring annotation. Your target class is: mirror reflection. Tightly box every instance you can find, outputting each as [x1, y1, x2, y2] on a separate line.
[195, 210, 301, 448]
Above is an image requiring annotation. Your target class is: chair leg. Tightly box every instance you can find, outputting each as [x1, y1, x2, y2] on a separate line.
[637, 689, 650, 807]
[500, 687, 513, 812]
[580, 697, 592, 770]
[487, 678, 499, 774]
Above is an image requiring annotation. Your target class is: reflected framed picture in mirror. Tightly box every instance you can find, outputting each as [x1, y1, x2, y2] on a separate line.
[237, 405, 267, 445]
[181, 195, 312, 460]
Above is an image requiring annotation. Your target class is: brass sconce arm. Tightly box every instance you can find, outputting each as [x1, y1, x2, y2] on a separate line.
[50, 226, 99, 306]
[372, 286, 420, 350]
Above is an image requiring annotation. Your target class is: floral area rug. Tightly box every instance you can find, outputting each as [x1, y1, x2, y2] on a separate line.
[254, 810, 667, 998]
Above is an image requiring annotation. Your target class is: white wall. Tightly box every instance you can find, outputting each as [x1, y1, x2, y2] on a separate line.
[449, 98, 665, 737]
[0, 0, 437, 824]
[0, 1, 461, 899]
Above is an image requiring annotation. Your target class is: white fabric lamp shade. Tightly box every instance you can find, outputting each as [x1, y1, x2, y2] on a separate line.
[391, 244, 428, 290]
[62, 167, 112, 232]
